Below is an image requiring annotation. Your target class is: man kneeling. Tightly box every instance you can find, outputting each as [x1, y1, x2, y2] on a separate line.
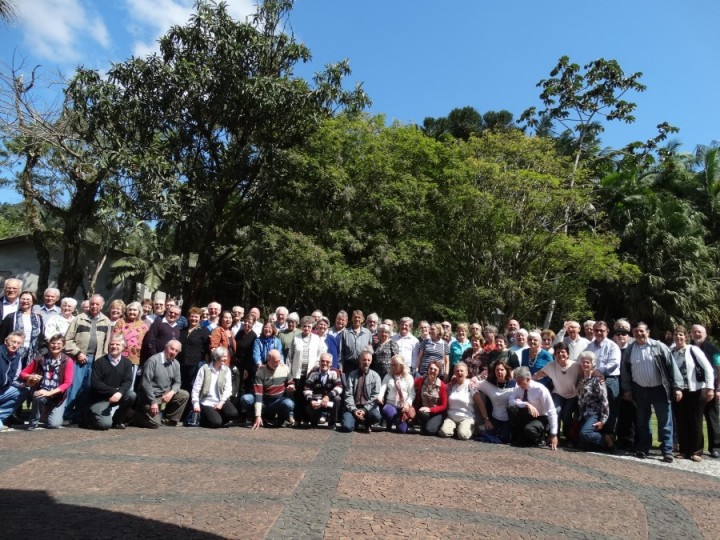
[86, 335, 136, 430]
[508, 366, 558, 450]
[339, 350, 381, 433]
[241, 349, 295, 428]
[134, 340, 189, 428]
[304, 353, 343, 427]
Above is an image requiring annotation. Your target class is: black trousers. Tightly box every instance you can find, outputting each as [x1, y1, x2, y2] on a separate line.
[508, 405, 548, 446]
[200, 401, 239, 428]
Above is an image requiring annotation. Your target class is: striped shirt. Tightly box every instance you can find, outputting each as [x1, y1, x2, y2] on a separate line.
[253, 364, 294, 416]
[629, 342, 662, 388]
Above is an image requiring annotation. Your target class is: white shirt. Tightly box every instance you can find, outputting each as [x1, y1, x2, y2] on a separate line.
[392, 333, 419, 368]
[2, 298, 18, 318]
[563, 335, 590, 362]
[191, 364, 231, 407]
[509, 380, 558, 435]
[585, 338, 621, 376]
[447, 381, 476, 422]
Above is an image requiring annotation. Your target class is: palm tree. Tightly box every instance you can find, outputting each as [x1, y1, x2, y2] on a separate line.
[0, 0, 17, 23]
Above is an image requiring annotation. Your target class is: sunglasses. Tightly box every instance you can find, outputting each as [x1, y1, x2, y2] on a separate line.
[614, 330, 630, 336]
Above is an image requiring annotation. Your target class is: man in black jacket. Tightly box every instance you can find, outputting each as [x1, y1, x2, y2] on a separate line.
[691, 324, 720, 458]
[85, 335, 135, 430]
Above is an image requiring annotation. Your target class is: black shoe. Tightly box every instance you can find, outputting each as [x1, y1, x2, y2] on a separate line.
[635, 451, 647, 459]
[662, 453, 674, 463]
[161, 418, 178, 427]
[709, 450, 720, 458]
[111, 422, 127, 430]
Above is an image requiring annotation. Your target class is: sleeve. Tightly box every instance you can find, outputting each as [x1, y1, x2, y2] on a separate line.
[171, 361, 181, 393]
[331, 370, 343, 397]
[601, 342, 621, 375]
[509, 387, 527, 409]
[544, 388, 558, 435]
[140, 358, 158, 405]
[377, 374, 389, 403]
[691, 346, 713, 390]
[209, 328, 222, 350]
[276, 338, 285, 364]
[412, 377, 422, 409]
[303, 372, 315, 400]
[119, 360, 133, 396]
[220, 367, 232, 402]
[597, 380, 609, 424]
[191, 365, 204, 406]
[19, 359, 37, 380]
[253, 369, 265, 417]
[364, 372, 381, 411]
[63, 316, 82, 357]
[252, 338, 262, 366]
[343, 374, 356, 413]
[57, 359, 74, 394]
[288, 338, 296, 372]
[406, 375, 415, 404]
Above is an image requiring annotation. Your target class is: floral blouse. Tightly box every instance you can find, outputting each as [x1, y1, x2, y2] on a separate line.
[112, 319, 148, 365]
[576, 375, 609, 424]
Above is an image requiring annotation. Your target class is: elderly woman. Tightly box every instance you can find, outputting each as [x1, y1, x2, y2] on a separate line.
[474, 359, 516, 443]
[372, 323, 400, 379]
[438, 361, 476, 440]
[191, 346, 239, 428]
[107, 299, 125, 327]
[18, 333, 74, 429]
[112, 301, 148, 369]
[0, 291, 44, 369]
[510, 328, 528, 353]
[449, 323, 471, 374]
[412, 360, 447, 435]
[462, 334, 486, 380]
[533, 342, 579, 440]
[482, 325, 497, 350]
[253, 321, 284, 368]
[576, 351, 613, 451]
[315, 316, 339, 368]
[377, 354, 416, 433]
[521, 331, 553, 387]
[488, 334, 520, 370]
[44, 297, 77, 339]
[540, 329, 556, 355]
[415, 323, 449, 379]
[670, 325, 714, 461]
[279, 312, 301, 359]
[288, 316, 321, 427]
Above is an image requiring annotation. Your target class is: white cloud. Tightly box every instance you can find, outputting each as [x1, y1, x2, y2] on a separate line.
[124, 0, 257, 58]
[15, 0, 111, 64]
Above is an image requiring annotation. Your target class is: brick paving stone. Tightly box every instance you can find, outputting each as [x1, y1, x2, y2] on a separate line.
[671, 495, 720, 540]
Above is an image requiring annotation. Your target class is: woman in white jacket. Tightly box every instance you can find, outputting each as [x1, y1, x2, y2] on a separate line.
[377, 355, 415, 433]
[670, 325, 715, 461]
[287, 316, 321, 427]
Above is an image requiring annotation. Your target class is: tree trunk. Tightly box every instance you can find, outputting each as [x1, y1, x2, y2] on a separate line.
[87, 251, 108, 296]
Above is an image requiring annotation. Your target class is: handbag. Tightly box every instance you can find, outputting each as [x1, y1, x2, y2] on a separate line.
[395, 377, 417, 422]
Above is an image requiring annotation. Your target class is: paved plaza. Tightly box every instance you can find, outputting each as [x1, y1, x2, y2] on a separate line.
[1, 424, 719, 539]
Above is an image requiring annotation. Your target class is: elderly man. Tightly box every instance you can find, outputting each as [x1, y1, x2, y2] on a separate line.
[365, 313, 380, 347]
[329, 310, 348, 338]
[64, 294, 111, 423]
[0, 278, 22, 320]
[201, 302, 222, 332]
[230, 306, 245, 335]
[505, 319, 520, 346]
[304, 353, 343, 427]
[585, 320, 622, 435]
[241, 349, 295, 429]
[392, 317, 419, 369]
[508, 366, 558, 449]
[0, 331, 25, 431]
[249, 307, 263, 334]
[583, 320, 596, 341]
[509, 329, 529, 353]
[86, 335, 136, 430]
[141, 303, 182, 363]
[145, 297, 166, 325]
[339, 350, 381, 433]
[338, 310, 373, 374]
[134, 340, 189, 428]
[559, 320, 590, 362]
[33, 287, 61, 326]
[620, 322, 683, 462]
[690, 324, 720, 458]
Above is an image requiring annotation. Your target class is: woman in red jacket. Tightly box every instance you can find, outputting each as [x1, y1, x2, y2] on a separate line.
[412, 360, 447, 435]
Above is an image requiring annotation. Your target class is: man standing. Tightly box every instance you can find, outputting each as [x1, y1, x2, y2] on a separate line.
[620, 322, 683, 462]
[613, 318, 636, 450]
[134, 340, 189, 428]
[328, 310, 348, 338]
[392, 317, 418, 370]
[339, 350, 381, 433]
[560, 321, 590, 362]
[64, 294, 111, 423]
[583, 320, 596, 341]
[141, 304, 182, 363]
[585, 321, 621, 435]
[145, 297, 166, 325]
[33, 287, 61, 326]
[690, 324, 720, 458]
[304, 353, 343, 426]
[0, 278, 22, 320]
[230, 306, 245, 336]
[505, 319, 520, 346]
[86, 335, 136, 430]
[508, 366, 558, 449]
[249, 307, 263, 334]
[201, 302, 222, 332]
[242, 349, 295, 429]
[338, 310, 373, 374]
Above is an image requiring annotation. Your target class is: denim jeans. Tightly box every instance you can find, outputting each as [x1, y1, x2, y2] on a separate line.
[64, 354, 95, 421]
[551, 393, 577, 437]
[633, 383, 673, 454]
[579, 413, 605, 449]
[339, 406, 381, 432]
[0, 385, 26, 427]
[241, 393, 294, 425]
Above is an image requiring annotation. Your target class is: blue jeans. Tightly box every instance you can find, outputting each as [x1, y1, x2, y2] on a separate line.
[240, 393, 294, 425]
[633, 383, 673, 454]
[0, 385, 26, 427]
[551, 394, 577, 437]
[339, 406, 381, 432]
[579, 413, 605, 449]
[64, 354, 94, 421]
[30, 395, 67, 428]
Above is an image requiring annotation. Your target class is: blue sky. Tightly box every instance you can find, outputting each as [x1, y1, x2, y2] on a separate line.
[2, 0, 719, 201]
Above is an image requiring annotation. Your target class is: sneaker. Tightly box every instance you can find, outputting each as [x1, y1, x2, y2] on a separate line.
[635, 451, 647, 459]
[111, 422, 127, 430]
[160, 418, 178, 427]
[662, 453, 674, 463]
[26, 422, 40, 431]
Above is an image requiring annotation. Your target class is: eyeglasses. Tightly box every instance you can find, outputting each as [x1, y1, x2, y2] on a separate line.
[614, 330, 630, 336]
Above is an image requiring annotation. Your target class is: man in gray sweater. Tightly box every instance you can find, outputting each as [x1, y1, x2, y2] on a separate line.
[133, 340, 189, 428]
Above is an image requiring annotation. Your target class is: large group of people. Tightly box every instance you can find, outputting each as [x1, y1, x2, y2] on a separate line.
[1, 278, 719, 464]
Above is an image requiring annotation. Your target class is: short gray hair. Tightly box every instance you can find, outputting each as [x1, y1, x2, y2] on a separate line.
[513, 366, 532, 380]
[61, 297, 78, 310]
[577, 350, 596, 367]
[211, 347, 229, 363]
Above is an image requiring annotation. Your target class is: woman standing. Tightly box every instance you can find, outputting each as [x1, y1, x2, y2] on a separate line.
[372, 324, 400, 379]
[449, 323, 471, 375]
[377, 355, 415, 433]
[412, 360, 447, 435]
[107, 299, 125, 328]
[576, 351, 613, 451]
[461, 334, 485, 380]
[533, 342, 579, 440]
[210, 310, 237, 358]
[521, 331, 553, 387]
[315, 317, 339, 368]
[44, 297, 77, 339]
[415, 323, 449, 379]
[670, 325, 714, 461]
[438, 362, 476, 440]
[112, 301, 148, 368]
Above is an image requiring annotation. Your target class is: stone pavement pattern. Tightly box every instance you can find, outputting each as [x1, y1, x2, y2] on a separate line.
[1, 425, 719, 539]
